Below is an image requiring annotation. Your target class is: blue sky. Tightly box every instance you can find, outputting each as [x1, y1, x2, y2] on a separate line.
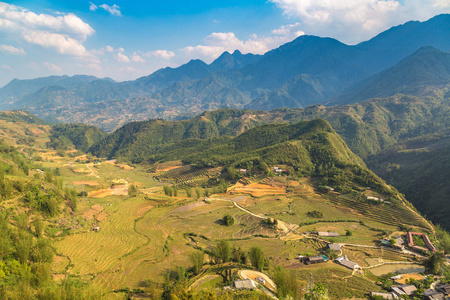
[0, 0, 449, 86]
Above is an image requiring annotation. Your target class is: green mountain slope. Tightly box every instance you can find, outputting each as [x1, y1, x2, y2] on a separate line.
[0, 110, 49, 125]
[367, 134, 450, 230]
[92, 118, 392, 196]
[47, 123, 107, 153]
[330, 47, 450, 105]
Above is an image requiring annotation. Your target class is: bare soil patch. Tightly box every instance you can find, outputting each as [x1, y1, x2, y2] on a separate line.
[72, 181, 99, 186]
[96, 212, 109, 222]
[239, 270, 277, 292]
[396, 273, 425, 284]
[88, 184, 128, 198]
[82, 205, 104, 220]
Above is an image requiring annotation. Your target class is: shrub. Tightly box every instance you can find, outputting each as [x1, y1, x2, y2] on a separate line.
[307, 211, 323, 218]
[222, 214, 234, 226]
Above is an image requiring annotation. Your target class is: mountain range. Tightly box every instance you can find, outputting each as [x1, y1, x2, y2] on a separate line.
[1, 14, 449, 131]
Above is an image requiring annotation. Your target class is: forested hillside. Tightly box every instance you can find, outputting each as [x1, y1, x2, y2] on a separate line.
[0, 139, 101, 298]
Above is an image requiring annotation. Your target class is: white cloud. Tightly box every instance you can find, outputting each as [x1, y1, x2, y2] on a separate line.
[0, 3, 94, 56]
[99, 4, 122, 16]
[131, 52, 145, 62]
[114, 51, 129, 63]
[181, 23, 304, 62]
[144, 50, 176, 60]
[43, 62, 63, 73]
[270, 0, 450, 44]
[23, 31, 87, 56]
[1, 65, 11, 70]
[89, 2, 98, 11]
[0, 3, 94, 41]
[105, 45, 115, 52]
[0, 44, 26, 55]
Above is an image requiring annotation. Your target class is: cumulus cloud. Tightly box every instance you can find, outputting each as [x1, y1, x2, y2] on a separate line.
[270, 0, 450, 44]
[131, 52, 145, 62]
[181, 23, 304, 62]
[114, 50, 129, 63]
[23, 31, 87, 56]
[99, 4, 122, 16]
[0, 2, 94, 56]
[0, 44, 26, 55]
[144, 50, 176, 60]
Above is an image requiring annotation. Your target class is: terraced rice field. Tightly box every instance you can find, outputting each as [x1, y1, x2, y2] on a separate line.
[329, 195, 430, 229]
[55, 198, 152, 284]
[158, 165, 209, 185]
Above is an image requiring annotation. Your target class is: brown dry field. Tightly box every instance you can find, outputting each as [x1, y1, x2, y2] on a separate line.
[396, 273, 426, 284]
[82, 205, 104, 220]
[88, 185, 128, 198]
[156, 161, 183, 172]
[230, 182, 286, 197]
[72, 181, 99, 186]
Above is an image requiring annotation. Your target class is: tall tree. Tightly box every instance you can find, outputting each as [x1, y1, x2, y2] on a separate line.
[189, 251, 204, 275]
[249, 247, 265, 271]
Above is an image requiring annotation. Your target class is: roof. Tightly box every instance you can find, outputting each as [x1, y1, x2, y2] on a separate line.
[400, 284, 417, 296]
[307, 256, 325, 262]
[436, 285, 450, 295]
[392, 287, 406, 296]
[370, 292, 395, 300]
[234, 279, 256, 289]
[423, 290, 445, 300]
[318, 231, 339, 237]
[327, 243, 341, 251]
[407, 232, 437, 252]
[339, 258, 359, 270]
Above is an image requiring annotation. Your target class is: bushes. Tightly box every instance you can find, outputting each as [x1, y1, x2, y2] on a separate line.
[222, 214, 234, 226]
[307, 211, 323, 218]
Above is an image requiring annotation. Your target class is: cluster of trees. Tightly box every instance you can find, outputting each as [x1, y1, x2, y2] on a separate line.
[0, 210, 101, 299]
[163, 184, 229, 199]
[307, 211, 323, 218]
[188, 241, 266, 273]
